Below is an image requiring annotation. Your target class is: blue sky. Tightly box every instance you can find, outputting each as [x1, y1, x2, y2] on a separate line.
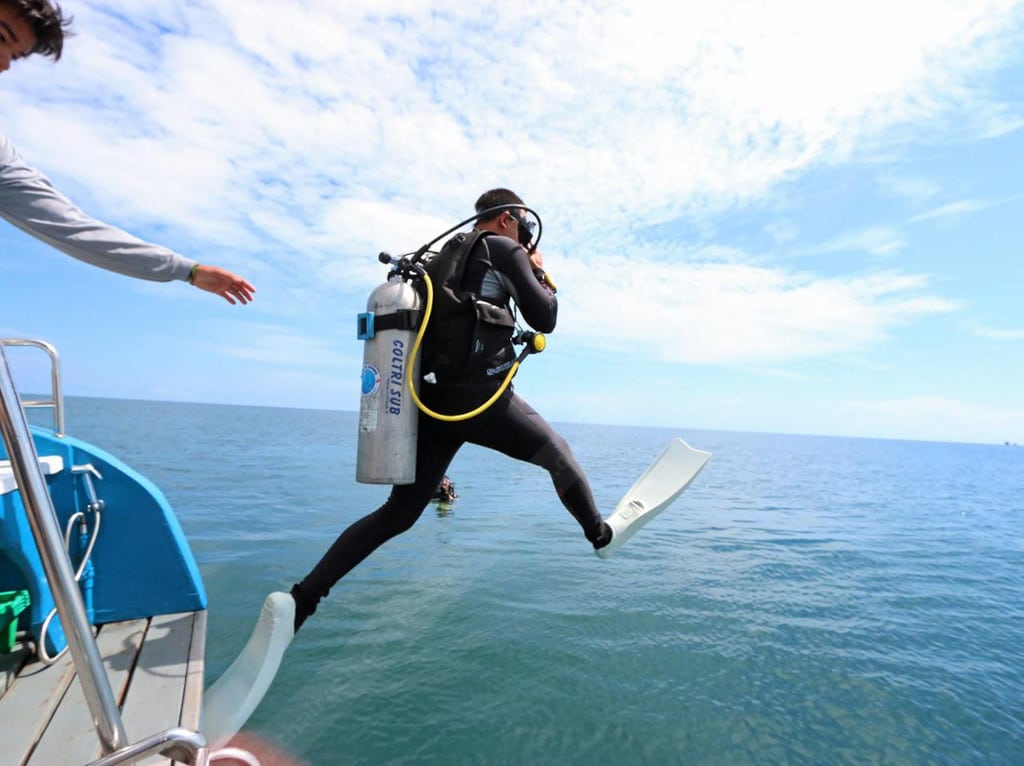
[2, 0, 1023, 445]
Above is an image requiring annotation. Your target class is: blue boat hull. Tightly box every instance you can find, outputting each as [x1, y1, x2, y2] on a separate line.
[0, 427, 206, 655]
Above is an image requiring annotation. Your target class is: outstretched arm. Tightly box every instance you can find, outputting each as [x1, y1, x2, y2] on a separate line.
[1, 132, 255, 303]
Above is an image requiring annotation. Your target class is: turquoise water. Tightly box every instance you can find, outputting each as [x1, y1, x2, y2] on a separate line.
[52, 398, 1023, 765]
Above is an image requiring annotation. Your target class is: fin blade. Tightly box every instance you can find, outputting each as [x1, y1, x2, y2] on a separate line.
[597, 438, 710, 558]
[202, 592, 295, 747]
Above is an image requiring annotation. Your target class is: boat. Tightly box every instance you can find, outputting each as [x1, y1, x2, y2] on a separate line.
[0, 339, 262, 766]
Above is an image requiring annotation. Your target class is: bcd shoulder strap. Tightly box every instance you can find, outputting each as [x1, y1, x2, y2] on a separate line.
[424, 229, 492, 315]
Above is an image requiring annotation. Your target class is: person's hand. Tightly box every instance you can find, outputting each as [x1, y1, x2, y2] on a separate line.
[191, 265, 256, 305]
[527, 248, 557, 292]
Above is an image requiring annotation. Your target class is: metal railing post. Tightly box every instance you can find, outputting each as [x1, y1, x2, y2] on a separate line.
[0, 344, 127, 754]
[0, 338, 65, 436]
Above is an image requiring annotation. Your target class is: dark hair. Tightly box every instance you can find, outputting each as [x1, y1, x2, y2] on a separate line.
[5, 0, 73, 60]
[474, 188, 525, 222]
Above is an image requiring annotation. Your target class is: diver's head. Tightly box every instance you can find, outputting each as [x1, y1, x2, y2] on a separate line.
[474, 188, 535, 248]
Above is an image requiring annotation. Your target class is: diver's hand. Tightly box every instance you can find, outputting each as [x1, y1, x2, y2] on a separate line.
[528, 249, 557, 293]
[191, 265, 256, 305]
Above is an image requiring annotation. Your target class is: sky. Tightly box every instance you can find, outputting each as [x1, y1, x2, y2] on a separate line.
[2, 0, 1023, 445]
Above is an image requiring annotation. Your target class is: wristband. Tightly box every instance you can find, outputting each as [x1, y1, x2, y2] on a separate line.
[187, 264, 199, 284]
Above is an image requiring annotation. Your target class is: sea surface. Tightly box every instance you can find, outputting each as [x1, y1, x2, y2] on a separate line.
[43, 397, 1024, 765]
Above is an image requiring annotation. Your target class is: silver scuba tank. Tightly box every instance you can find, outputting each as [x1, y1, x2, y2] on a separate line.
[355, 274, 422, 484]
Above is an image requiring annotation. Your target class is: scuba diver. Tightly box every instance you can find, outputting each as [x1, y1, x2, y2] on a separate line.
[432, 475, 457, 504]
[287, 187, 613, 631]
[206, 190, 710, 741]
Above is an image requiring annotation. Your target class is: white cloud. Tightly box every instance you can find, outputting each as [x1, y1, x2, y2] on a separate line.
[3, 0, 1021, 384]
[9, 0, 1021, 244]
[878, 174, 945, 204]
[811, 227, 908, 257]
[554, 245, 958, 364]
[908, 199, 991, 223]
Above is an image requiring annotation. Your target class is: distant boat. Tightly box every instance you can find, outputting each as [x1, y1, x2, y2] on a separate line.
[1, 339, 268, 765]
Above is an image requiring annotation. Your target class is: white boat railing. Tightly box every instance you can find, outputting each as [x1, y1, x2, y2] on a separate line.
[0, 338, 65, 436]
[0, 340, 211, 766]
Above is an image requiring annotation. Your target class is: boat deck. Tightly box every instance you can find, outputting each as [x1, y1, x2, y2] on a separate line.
[0, 610, 205, 766]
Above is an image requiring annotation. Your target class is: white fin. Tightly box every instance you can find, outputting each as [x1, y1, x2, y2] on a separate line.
[202, 591, 295, 747]
[596, 438, 711, 559]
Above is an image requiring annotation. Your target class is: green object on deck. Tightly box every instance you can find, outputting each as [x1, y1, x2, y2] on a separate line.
[0, 590, 30, 654]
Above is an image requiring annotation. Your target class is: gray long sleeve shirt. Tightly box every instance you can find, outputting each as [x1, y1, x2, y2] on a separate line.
[1, 130, 196, 281]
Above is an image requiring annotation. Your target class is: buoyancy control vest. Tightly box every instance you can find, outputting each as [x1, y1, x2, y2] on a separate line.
[420, 230, 518, 386]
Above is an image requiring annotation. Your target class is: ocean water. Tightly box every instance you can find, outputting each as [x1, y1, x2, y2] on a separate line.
[46, 397, 1024, 765]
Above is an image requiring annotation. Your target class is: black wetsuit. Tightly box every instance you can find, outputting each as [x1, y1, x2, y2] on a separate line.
[292, 232, 605, 627]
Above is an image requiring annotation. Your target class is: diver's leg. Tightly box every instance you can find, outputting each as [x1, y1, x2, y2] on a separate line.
[208, 426, 460, 740]
[468, 391, 610, 547]
[291, 423, 461, 630]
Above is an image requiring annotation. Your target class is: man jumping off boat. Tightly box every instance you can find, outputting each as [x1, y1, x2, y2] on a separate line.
[287, 188, 614, 630]
[204, 187, 623, 741]
[204, 188, 711, 743]
[0, 0, 255, 304]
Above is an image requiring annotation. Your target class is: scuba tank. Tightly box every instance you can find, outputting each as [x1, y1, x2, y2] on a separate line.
[354, 204, 546, 485]
[355, 273, 422, 484]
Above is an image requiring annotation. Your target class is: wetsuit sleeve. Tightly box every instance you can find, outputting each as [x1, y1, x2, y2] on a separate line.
[486, 236, 558, 333]
[0, 132, 196, 282]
